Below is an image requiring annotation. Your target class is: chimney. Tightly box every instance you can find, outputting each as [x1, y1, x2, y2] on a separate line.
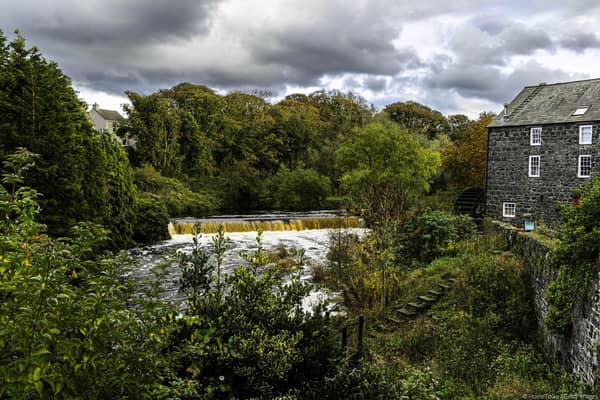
[93, 103, 99, 111]
[503, 103, 510, 118]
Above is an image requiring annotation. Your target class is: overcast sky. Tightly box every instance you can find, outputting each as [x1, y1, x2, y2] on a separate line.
[2, 0, 600, 118]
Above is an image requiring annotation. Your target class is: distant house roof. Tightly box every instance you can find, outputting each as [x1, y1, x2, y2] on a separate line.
[91, 103, 126, 122]
[489, 78, 600, 128]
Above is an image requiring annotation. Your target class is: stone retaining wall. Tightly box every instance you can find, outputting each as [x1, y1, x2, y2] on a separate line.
[492, 220, 599, 384]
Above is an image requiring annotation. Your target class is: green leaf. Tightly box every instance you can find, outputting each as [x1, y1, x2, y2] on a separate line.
[33, 367, 41, 381]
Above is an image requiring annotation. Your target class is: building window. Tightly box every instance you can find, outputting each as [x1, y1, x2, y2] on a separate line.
[579, 125, 592, 144]
[530, 127, 542, 145]
[573, 106, 590, 116]
[529, 155, 540, 177]
[503, 202, 516, 218]
[578, 155, 592, 178]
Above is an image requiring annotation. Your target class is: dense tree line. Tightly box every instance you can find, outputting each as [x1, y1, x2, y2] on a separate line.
[123, 84, 492, 214]
[0, 30, 493, 247]
[122, 84, 375, 211]
[0, 31, 168, 247]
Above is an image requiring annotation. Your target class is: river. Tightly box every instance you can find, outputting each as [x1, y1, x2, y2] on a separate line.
[127, 212, 365, 311]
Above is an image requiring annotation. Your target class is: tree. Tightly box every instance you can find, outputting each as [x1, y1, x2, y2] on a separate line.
[270, 98, 324, 169]
[265, 166, 331, 210]
[337, 119, 440, 310]
[337, 119, 440, 227]
[383, 101, 449, 139]
[442, 112, 494, 190]
[304, 90, 373, 185]
[0, 31, 138, 247]
[0, 150, 170, 398]
[123, 91, 182, 176]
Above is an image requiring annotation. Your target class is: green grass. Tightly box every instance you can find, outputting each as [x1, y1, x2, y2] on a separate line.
[324, 231, 590, 398]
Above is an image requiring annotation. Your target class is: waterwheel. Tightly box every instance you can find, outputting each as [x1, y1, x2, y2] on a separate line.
[453, 188, 485, 231]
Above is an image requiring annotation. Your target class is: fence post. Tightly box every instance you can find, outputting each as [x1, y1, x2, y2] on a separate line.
[341, 326, 348, 353]
[357, 316, 364, 357]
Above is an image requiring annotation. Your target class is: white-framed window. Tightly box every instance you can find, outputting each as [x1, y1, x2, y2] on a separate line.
[529, 155, 540, 177]
[503, 202, 516, 218]
[530, 127, 542, 145]
[578, 155, 592, 178]
[579, 125, 593, 144]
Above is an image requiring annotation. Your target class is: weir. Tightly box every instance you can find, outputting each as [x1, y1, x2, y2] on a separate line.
[169, 216, 361, 235]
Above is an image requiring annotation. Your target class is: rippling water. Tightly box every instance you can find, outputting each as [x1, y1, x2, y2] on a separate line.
[128, 220, 366, 311]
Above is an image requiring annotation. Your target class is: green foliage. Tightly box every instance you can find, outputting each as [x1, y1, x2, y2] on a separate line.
[546, 178, 600, 334]
[383, 101, 449, 139]
[442, 112, 494, 190]
[402, 210, 475, 263]
[133, 194, 171, 244]
[0, 150, 172, 398]
[122, 85, 373, 211]
[336, 118, 441, 311]
[169, 230, 342, 399]
[299, 362, 404, 399]
[214, 160, 265, 210]
[134, 165, 217, 216]
[336, 118, 440, 228]
[0, 31, 138, 248]
[317, 226, 588, 398]
[265, 166, 332, 211]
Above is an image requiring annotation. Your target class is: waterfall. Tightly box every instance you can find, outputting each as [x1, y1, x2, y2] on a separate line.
[168, 216, 361, 235]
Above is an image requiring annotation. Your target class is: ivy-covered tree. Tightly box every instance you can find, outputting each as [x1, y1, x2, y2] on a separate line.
[0, 31, 138, 247]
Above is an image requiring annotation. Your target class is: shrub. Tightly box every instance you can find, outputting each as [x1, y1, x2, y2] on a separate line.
[134, 165, 216, 216]
[403, 210, 475, 263]
[134, 194, 171, 244]
[546, 178, 600, 334]
[0, 151, 171, 398]
[265, 166, 332, 210]
[168, 231, 342, 399]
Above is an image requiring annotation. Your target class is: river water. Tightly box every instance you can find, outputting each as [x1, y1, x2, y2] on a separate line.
[127, 212, 365, 311]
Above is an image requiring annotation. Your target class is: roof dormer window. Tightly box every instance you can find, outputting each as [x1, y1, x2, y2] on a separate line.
[573, 106, 590, 116]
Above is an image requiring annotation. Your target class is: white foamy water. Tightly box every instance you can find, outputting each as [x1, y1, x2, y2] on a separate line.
[127, 228, 366, 312]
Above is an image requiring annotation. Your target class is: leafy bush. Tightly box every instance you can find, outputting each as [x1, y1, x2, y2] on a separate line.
[300, 362, 404, 399]
[444, 243, 534, 340]
[134, 165, 217, 216]
[402, 210, 475, 263]
[546, 178, 600, 334]
[0, 150, 171, 398]
[166, 231, 342, 399]
[265, 166, 332, 210]
[134, 194, 171, 244]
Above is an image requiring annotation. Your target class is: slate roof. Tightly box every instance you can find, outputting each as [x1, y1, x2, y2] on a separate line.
[489, 78, 600, 128]
[94, 108, 125, 122]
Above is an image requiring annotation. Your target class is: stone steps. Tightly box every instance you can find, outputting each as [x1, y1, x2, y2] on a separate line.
[393, 277, 457, 322]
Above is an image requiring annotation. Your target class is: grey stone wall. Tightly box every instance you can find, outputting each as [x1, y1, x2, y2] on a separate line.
[493, 221, 599, 384]
[486, 122, 600, 227]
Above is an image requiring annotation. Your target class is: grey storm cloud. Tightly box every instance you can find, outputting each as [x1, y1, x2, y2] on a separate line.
[1, 0, 600, 116]
[15, 0, 220, 46]
[448, 21, 555, 67]
[558, 33, 600, 53]
[426, 60, 577, 104]
[246, 4, 420, 81]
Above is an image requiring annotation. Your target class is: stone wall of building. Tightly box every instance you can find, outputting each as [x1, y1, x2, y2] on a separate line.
[486, 123, 600, 227]
[493, 220, 599, 384]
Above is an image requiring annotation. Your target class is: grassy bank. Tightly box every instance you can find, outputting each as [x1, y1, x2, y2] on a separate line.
[316, 231, 591, 398]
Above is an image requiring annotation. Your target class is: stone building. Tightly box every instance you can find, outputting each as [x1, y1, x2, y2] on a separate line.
[486, 78, 600, 227]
